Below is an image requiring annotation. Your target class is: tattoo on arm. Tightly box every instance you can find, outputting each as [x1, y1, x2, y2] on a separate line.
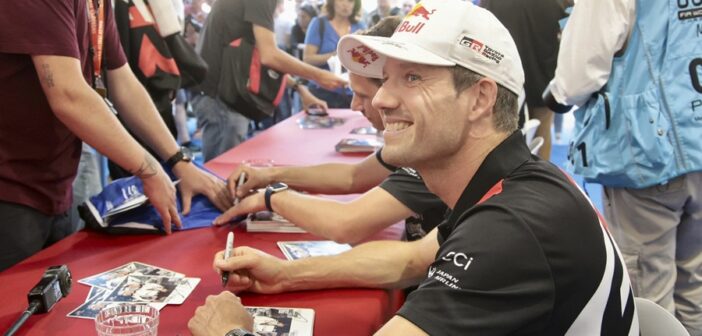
[130, 153, 159, 179]
[40, 63, 55, 88]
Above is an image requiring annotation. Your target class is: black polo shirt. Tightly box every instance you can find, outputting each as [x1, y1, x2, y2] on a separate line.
[398, 132, 637, 335]
[375, 150, 449, 241]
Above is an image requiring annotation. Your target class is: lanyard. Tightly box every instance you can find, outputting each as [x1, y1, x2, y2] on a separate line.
[87, 0, 106, 96]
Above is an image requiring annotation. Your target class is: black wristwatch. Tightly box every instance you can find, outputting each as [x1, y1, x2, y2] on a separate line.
[165, 147, 193, 169]
[224, 328, 256, 336]
[264, 182, 289, 212]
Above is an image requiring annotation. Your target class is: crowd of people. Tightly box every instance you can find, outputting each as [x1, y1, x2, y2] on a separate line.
[1, 0, 700, 335]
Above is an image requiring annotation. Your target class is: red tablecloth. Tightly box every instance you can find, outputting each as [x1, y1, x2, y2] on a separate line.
[0, 109, 404, 335]
[204, 109, 378, 177]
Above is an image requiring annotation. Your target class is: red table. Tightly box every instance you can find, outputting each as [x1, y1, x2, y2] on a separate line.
[203, 109, 378, 176]
[0, 109, 404, 335]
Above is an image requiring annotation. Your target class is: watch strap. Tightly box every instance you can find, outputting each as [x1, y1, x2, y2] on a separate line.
[264, 186, 274, 212]
[165, 147, 191, 168]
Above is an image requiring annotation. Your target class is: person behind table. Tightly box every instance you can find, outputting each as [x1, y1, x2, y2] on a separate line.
[290, 4, 319, 60]
[542, 0, 702, 333]
[215, 16, 448, 246]
[193, 0, 346, 161]
[365, 0, 401, 27]
[188, 1, 639, 334]
[302, 0, 365, 108]
[481, 0, 565, 160]
[0, 0, 231, 272]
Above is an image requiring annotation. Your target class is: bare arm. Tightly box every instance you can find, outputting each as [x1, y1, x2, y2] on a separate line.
[216, 187, 414, 244]
[375, 316, 428, 336]
[285, 76, 329, 112]
[302, 43, 335, 66]
[228, 153, 391, 198]
[106, 63, 180, 160]
[215, 228, 440, 293]
[33, 56, 157, 175]
[32, 55, 181, 232]
[106, 64, 231, 212]
[253, 24, 345, 90]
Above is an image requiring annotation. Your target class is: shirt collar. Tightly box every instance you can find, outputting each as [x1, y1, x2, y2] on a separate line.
[447, 131, 532, 223]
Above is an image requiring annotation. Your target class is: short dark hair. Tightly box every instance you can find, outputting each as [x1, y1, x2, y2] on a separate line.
[324, 0, 363, 24]
[449, 66, 519, 132]
[354, 16, 402, 86]
[299, 4, 319, 18]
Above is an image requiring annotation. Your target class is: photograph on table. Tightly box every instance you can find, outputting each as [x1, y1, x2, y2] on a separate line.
[245, 306, 315, 336]
[277, 241, 352, 260]
[68, 290, 166, 319]
[104, 275, 180, 303]
[246, 211, 306, 233]
[78, 261, 184, 290]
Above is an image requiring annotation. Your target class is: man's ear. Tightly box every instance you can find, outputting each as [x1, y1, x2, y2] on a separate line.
[463, 78, 498, 123]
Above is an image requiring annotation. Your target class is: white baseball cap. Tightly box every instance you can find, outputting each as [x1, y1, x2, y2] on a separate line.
[337, 0, 524, 95]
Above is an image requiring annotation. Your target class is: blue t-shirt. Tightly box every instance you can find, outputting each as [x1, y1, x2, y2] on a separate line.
[304, 16, 365, 93]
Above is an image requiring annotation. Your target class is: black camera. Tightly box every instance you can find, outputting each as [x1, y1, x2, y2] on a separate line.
[27, 265, 72, 313]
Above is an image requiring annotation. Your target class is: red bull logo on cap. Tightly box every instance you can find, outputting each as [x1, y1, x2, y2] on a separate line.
[406, 4, 436, 20]
[397, 4, 436, 34]
[347, 45, 380, 68]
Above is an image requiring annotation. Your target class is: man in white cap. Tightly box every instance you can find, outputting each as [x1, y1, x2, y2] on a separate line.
[189, 1, 639, 334]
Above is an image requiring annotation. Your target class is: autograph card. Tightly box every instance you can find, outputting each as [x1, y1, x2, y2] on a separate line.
[277, 241, 351, 260]
[103, 275, 180, 303]
[79, 262, 183, 290]
[165, 277, 201, 305]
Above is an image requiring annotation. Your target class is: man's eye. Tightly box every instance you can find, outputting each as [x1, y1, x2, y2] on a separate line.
[406, 74, 421, 82]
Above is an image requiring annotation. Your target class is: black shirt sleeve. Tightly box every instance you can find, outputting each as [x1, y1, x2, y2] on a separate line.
[379, 169, 446, 219]
[244, 0, 276, 32]
[398, 206, 555, 335]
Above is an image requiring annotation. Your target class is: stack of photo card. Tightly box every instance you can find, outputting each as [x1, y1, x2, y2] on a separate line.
[68, 262, 200, 319]
[277, 241, 352, 260]
[297, 115, 345, 129]
[246, 211, 306, 233]
[350, 126, 379, 135]
[246, 306, 315, 336]
[334, 137, 384, 153]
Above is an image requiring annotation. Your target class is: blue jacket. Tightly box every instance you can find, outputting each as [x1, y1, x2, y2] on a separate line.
[568, 0, 702, 188]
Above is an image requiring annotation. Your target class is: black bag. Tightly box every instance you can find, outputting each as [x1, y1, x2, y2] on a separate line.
[217, 38, 288, 121]
[165, 33, 208, 89]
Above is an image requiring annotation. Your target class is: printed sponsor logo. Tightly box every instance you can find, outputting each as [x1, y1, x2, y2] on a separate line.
[347, 45, 380, 68]
[396, 5, 436, 34]
[429, 267, 462, 290]
[679, 8, 702, 20]
[427, 266, 437, 278]
[401, 167, 419, 178]
[677, 0, 702, 20]
[406, 4, 436, 20]
[267, 69, 280, 79]
[459, 36, 504, 64]
[396, 20, 426, 34]
[440, 251, 474, 271]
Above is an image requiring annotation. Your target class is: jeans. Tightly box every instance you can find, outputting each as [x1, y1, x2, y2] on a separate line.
[192, 94, 250, 161]
[0, 201, 72, 271]
[68, 143, 102, 232]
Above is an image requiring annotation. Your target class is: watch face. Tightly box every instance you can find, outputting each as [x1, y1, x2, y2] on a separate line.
[270, 182, 288, 192]
[180, 146, 193, 160]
